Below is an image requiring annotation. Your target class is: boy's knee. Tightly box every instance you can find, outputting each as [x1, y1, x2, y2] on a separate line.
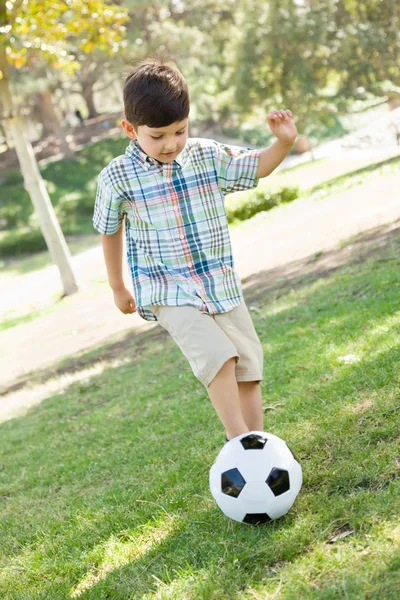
[207, 356, 237, 388]
[218, 356, 239, 377]
[224, 357, 237, 368]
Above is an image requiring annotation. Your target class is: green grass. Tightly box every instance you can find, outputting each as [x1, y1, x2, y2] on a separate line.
[1, 227, 400, 599]
[307, 153, 400, 200]
[0, 306, 54, 332]
[263, 151, 400, 196]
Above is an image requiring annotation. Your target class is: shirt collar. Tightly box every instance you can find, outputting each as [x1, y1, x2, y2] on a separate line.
[125, 140, 186, 171]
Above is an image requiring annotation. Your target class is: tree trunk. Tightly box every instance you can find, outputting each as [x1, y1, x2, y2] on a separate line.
[36, 90, 60, 137]
[0, 46, 79, 296]
[35, 90, 75, 158]
[0, 120, 11, 149]
[82, 80, 98, 119]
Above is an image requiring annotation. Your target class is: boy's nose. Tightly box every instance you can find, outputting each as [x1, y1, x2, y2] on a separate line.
[164, 142, 177, 151]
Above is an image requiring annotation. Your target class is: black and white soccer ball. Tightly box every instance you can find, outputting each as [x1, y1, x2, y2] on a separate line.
[209, 431, 302, 525]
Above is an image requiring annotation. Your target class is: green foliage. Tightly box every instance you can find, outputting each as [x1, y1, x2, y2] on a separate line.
[229, 0, 399, 135]
[221, 123, 274, 148]
[120, 0, 241, 124]
[0, 168, 24, 187]
[0, 169, 29, 229]
[3, 0, 129, 71]
[307, 111, 349, 144]
[334, 0, 400, 99]
[226, 186, 299, 223]
[231, 0, 335, 133]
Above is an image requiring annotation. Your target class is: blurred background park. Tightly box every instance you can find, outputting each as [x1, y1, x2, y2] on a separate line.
[1, 0, 400, 264]
[1, 2, 400, 599]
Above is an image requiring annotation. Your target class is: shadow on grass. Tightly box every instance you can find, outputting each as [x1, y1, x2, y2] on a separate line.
[1, 221, 400, 598]
[0, 323, 166, 397]
[241, 219, 400, 305]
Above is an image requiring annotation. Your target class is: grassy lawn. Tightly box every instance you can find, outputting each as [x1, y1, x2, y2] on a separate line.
[0, 306, 54, 333]
[267, 148, 400, 190]
[1, 227, 399, 599]
[256, 150, 400, 197]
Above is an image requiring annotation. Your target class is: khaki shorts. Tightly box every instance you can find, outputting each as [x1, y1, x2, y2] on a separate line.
[149, 302, 264, 388]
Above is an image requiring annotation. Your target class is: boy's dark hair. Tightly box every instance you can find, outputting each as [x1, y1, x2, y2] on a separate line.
[123, 58, 190, 128]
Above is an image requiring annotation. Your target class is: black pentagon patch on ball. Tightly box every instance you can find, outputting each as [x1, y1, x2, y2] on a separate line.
[243, 513, 272, 525]
[240, 433, 268, 450]
[266, 467, 290, 496]
[221, 468, 246, 498]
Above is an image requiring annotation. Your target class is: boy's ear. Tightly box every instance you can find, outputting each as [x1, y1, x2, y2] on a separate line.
[121, 119, 137, 140]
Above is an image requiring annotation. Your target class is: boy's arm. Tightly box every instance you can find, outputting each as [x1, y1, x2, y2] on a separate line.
[101, 224, 136, 314]
[256, 109, 297, 179]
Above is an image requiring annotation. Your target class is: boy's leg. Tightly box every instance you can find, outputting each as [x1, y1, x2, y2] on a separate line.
[151, 305, 248, 439]
[151, 304, 263, 438]
[237, 381, 264, 431]
[215, 303, 264, 433]
[207, 358, 249, 440]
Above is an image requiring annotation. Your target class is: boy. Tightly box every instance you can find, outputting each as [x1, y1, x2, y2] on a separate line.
[93, 58, 297, 442]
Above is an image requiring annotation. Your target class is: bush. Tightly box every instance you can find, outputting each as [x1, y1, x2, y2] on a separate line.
[0, 228, 47, 257]
[221, 124, 274, 148]
[226, 186, 299, 223]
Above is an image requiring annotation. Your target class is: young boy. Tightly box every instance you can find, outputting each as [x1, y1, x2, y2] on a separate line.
[93, 58, 297, 442]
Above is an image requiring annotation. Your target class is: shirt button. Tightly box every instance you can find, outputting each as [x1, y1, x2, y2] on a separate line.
[188, 262, 193, 268]
[180, 234, 185, 239]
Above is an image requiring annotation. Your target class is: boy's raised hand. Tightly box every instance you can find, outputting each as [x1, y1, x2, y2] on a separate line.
[113, 287, 137, 314]
[267, 109, 297, 144]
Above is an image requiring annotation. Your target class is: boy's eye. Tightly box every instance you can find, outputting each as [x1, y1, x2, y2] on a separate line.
[150, 130, 186, 140]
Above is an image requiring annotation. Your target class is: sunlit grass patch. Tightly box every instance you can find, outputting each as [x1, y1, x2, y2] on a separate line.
[70, 513, 177, 597]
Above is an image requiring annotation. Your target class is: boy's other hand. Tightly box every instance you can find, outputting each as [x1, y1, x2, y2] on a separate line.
[267, 109, 297, 144]
[113, 288, 137, 314]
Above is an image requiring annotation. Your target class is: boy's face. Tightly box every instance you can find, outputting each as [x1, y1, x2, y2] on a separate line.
[121, 118, 189, 163]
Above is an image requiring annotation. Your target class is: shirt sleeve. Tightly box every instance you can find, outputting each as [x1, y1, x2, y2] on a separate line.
[93, 170, 125, 235]
[211, 140, 261, 195]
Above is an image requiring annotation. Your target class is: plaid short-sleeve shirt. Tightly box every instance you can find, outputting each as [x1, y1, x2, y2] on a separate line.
[93, 137, 261, 321]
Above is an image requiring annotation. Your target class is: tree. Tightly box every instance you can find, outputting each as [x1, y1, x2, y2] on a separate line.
[63, 53, 125, 119]
[0, 0, 128, 295]
[231, 0, 400, 145]
[231, 0, 339, 146]
[333, 0, 400, 106]
[121, 0, 239, 126]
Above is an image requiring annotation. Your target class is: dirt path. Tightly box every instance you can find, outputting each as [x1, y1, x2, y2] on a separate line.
[1, 167, 400, 418]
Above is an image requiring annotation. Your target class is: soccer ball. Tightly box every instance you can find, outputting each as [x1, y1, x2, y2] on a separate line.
[209, 431, 302, 525]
